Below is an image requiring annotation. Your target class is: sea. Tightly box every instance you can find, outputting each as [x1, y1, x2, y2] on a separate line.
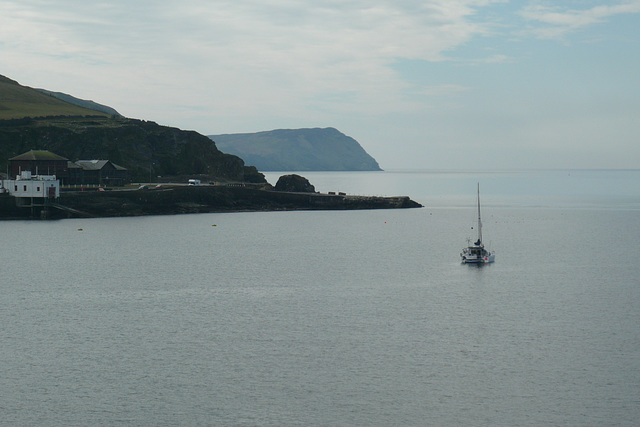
[1, 169, 639, 426]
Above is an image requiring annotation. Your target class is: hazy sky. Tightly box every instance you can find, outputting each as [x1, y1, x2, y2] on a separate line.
[1, 1, 639, 169]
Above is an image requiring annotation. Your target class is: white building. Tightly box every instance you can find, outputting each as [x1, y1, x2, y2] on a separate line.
[0, 171, 60, 199]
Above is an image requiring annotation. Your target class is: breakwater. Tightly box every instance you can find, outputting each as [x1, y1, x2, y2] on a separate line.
[1, 185, 422, 219]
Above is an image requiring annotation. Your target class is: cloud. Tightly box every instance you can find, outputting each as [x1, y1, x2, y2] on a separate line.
[0, 0, 501, 123]
[2, 1, 638, 169]
[520, 1, 640, 39]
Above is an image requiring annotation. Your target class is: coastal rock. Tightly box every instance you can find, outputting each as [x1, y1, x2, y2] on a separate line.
[274, 174, 316, 193]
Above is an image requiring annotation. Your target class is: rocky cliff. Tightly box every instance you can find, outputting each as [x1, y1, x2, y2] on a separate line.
[0, 116, 263, 183]
[0, 74, 263, 183]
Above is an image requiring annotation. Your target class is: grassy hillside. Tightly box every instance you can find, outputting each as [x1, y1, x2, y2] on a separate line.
[37, 89, 121, 116]
[0, 75, 109, 119]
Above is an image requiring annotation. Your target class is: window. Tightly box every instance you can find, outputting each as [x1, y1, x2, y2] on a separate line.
[24, 185, 27, 191]
[37, 187, 40, 191]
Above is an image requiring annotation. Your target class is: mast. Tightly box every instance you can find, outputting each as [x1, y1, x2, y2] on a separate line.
[477, 183, 482, 244]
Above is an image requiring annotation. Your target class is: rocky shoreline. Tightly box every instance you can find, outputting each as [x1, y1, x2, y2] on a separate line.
[0, 185, 422, 220]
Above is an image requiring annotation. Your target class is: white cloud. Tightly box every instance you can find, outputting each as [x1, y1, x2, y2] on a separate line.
[520, 1, 640, 39]
[0, 0, 498, 121]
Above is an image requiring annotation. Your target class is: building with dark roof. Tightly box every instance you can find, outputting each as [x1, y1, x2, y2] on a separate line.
[9, 150, 69, 180]
[69, 160, 129, 186]
[9, 150, 129, 186]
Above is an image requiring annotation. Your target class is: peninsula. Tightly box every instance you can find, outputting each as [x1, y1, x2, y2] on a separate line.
[0, 74, 421, 219]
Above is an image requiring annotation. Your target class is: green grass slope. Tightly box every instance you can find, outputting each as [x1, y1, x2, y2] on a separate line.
[0, 75, 109, 119]
[36, 89, 121, 116]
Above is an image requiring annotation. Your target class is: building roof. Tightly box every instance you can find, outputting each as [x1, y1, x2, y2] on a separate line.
[75, 160, 110, 170]
[10, 150, 68, 161]
[75, 160, 127, 171]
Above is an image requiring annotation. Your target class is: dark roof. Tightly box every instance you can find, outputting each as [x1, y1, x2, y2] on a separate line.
[75, 160, 127, 171]
[10, 150, 68, 161]
[75, 160, 109, 171]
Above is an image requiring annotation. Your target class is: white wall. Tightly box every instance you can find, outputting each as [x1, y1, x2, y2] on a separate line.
[1, 177, 60, 198]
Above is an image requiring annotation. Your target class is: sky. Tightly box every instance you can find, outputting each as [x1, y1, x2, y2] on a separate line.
[1, 0, 639, 170]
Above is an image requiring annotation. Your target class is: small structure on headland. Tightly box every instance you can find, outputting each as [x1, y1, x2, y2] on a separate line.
[1, 171, 59, 199]
[1, 171, 60, 219]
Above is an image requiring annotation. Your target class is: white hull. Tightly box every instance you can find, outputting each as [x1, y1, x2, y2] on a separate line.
[460, 248, 495, 264]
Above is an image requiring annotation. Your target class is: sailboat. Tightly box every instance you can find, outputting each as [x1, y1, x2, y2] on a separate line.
[460, 183, 495, 264]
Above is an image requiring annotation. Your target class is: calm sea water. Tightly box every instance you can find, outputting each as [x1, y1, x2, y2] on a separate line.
[1, 170, 639, 425]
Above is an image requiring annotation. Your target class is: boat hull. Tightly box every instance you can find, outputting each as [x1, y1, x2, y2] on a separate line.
[460, 247, 495, 264]
[461, 253, 495, 264]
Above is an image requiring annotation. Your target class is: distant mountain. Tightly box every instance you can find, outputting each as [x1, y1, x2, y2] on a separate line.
[36, 89, 121, 117]
[209, 128, 382, 171]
